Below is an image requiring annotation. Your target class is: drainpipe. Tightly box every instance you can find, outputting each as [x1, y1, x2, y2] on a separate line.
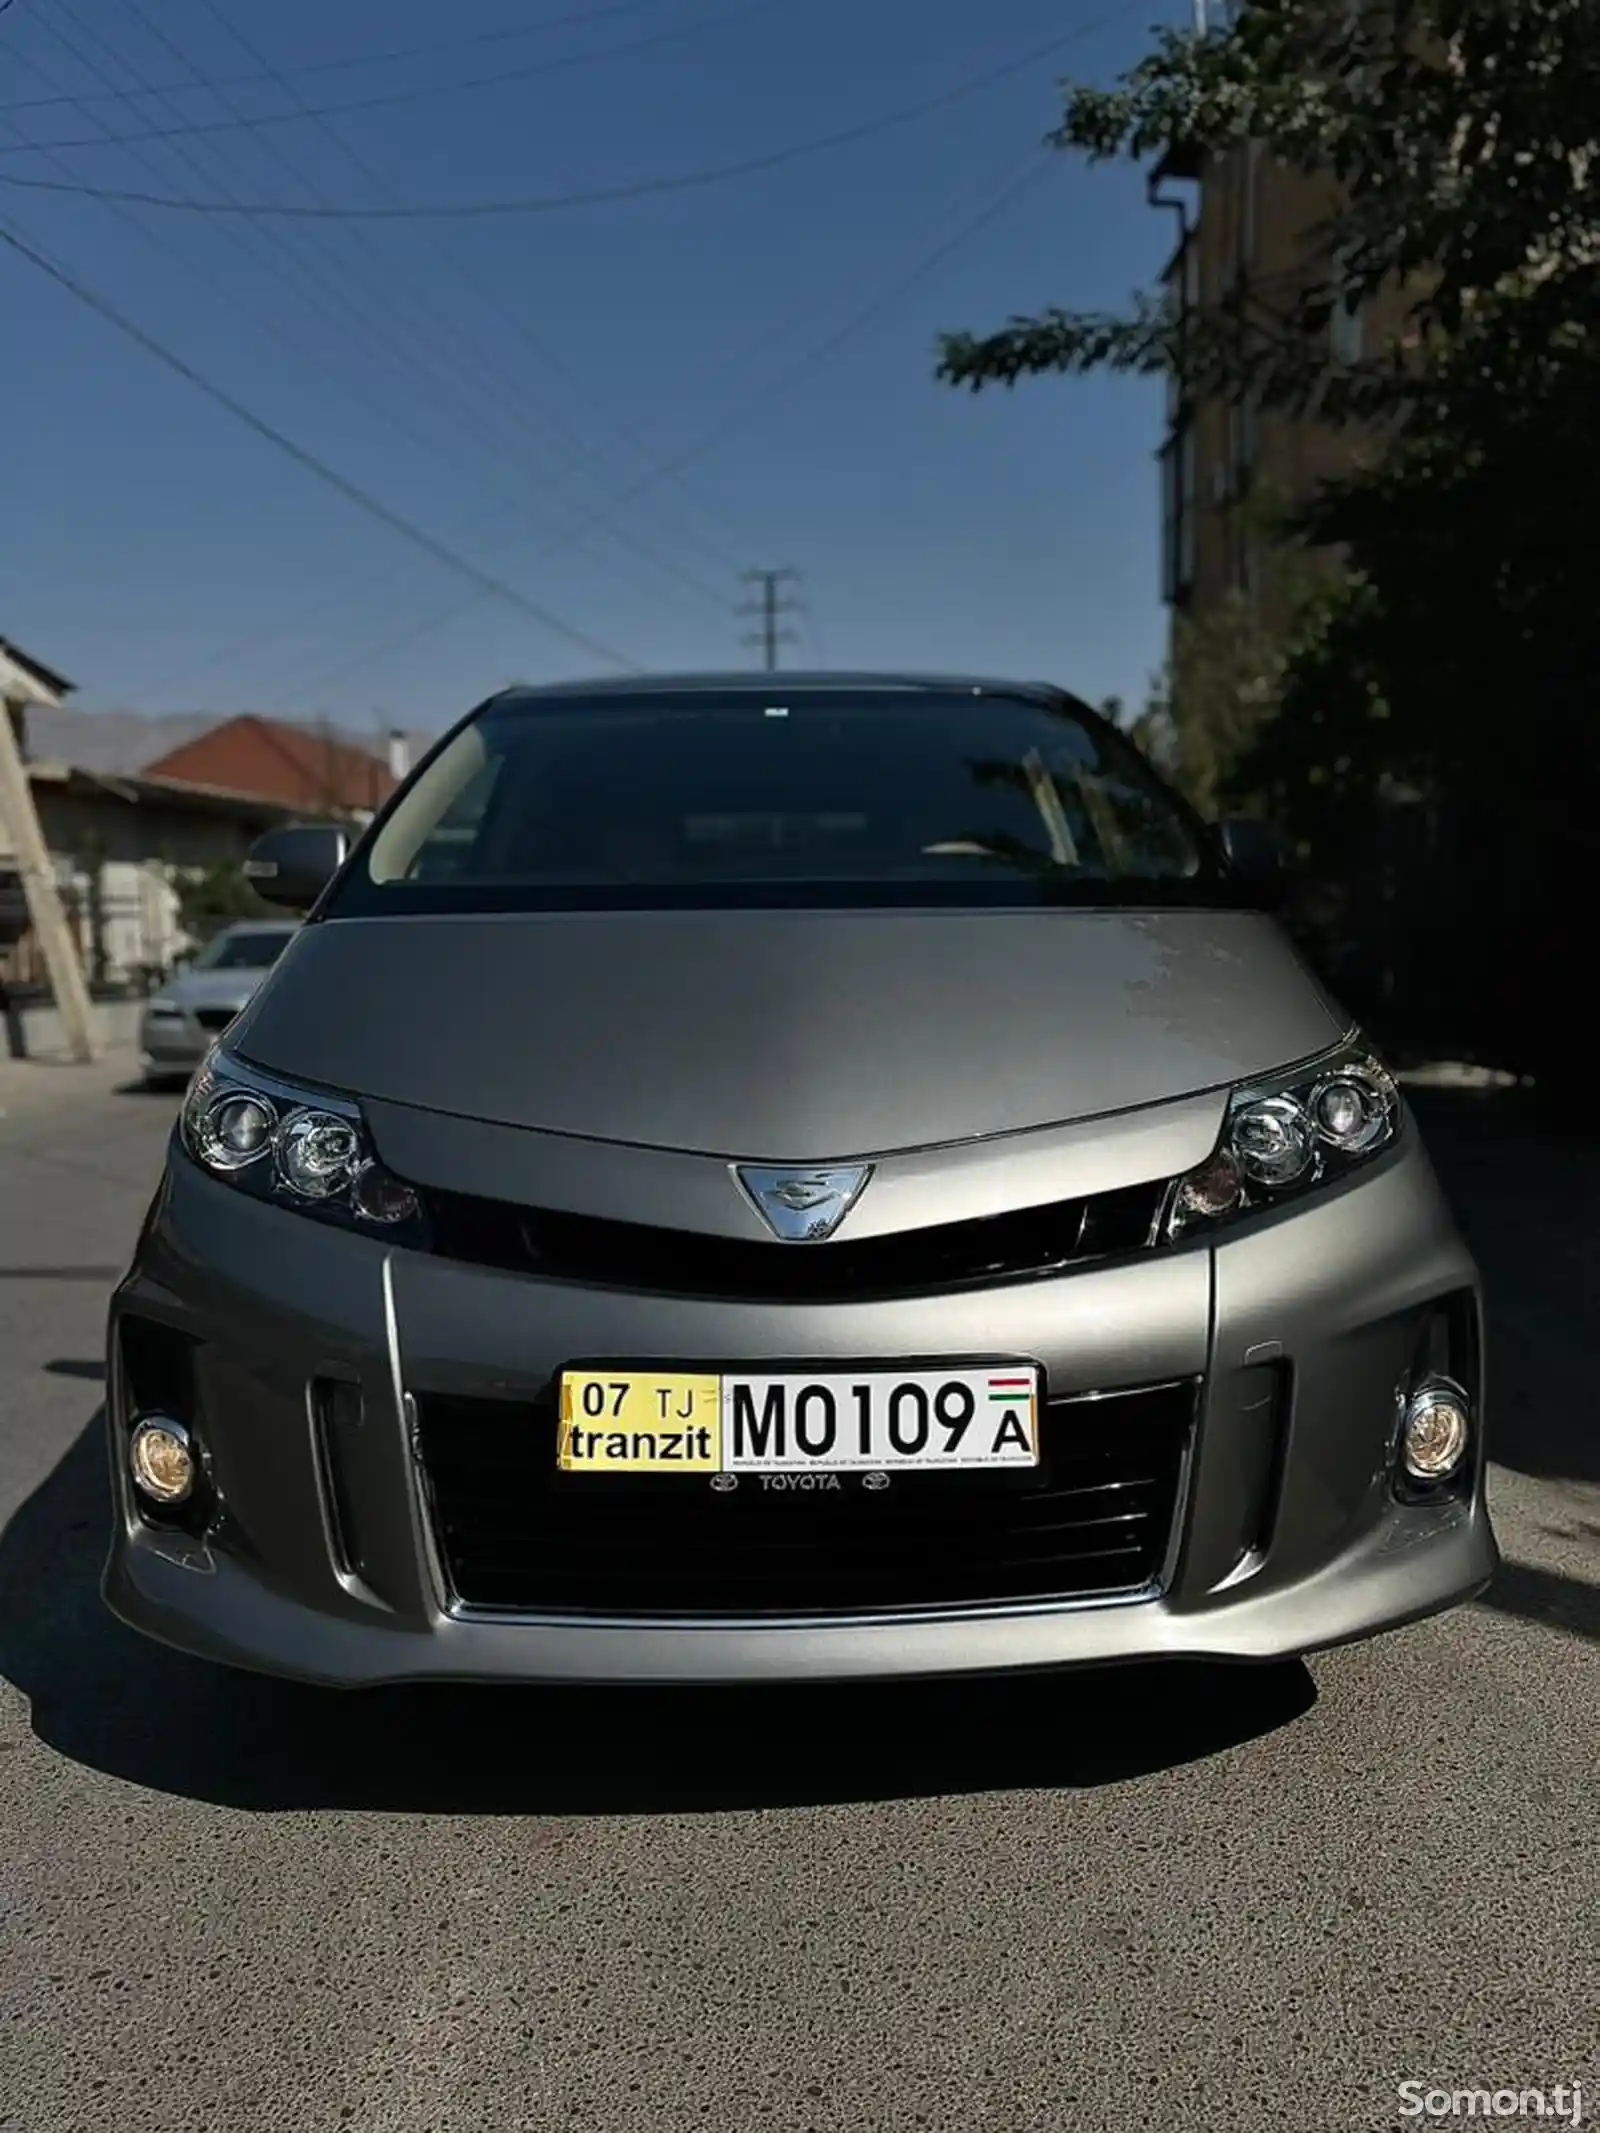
[1148, 165, 1193, 602]
[1147, 167, 1192, 368]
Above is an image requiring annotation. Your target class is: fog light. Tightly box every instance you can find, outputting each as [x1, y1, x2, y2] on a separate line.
[1400, 1380, 1471, 1484]
[129, 1416, 197, 1504]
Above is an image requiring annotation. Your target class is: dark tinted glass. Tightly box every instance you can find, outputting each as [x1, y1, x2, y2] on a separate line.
[341, 689, 1217, 914]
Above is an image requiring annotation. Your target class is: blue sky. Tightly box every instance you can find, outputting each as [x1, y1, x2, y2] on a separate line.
[0, 0, 1184, 740]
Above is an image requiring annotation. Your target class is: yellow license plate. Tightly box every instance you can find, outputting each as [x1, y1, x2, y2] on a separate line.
[558, 1371, 724, 1472]
[557, 1365, 1040, 1475]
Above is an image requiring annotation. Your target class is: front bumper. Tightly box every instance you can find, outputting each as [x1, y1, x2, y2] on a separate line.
[104, 1130, 1496, 1687]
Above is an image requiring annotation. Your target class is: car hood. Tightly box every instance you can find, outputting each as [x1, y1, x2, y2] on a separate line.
[153, 967, 274, 1015]
[230, 909, 1348, 1158]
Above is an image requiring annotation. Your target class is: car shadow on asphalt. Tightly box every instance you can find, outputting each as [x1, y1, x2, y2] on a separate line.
[1473, 1557, 1600, 1644]
[0, 1416, 1319, 1814]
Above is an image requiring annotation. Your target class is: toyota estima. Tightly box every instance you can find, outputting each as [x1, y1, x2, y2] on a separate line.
[105, 674, 1496, 1686]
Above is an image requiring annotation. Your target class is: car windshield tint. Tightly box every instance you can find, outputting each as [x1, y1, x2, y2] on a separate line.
[198, 929, 295, 970]
[339, 689, 1216, 914]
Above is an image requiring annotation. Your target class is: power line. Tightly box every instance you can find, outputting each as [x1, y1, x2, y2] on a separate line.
[434, 148, 1079, 574]
[7, 0, 824, 606]
[0, 0, 795, 154]
[188, 0, 749, 586]
[264, 595, 503, 713]
[116, 12, 1106, 711]
[0, 17, 730, 695]
[0, 0, 706, 112]
[15, 7, 569, 509]
[0, 66, 667, 609]
[737, 569, 804, 672]
[22, 0, 735, 632]
[0, 102, 571, 548]
[234, 145, 1061, 703]
[519, 156, 1060, 566]
[159, 0, 737, 613]
[0, 215, 642, 671]
[0, 25, 1113, 217]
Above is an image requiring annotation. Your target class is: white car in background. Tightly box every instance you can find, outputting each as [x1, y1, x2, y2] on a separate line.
[138, 919, 300, 1087]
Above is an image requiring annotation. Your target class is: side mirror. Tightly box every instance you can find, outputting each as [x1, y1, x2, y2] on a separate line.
[243, 823, 351, 912]
[1217, 817, 1294, 904]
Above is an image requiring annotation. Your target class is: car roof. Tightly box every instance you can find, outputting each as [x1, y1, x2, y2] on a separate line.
[488, 670, 1077, 707]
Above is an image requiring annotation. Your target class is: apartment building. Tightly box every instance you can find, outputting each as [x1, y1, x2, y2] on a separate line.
[1153, 133, 1404, 639]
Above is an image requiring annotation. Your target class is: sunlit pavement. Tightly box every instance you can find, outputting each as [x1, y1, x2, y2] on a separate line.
[1, 1060, 1593, 2133]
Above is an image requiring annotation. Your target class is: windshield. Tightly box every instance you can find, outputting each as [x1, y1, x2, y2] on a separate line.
[333, 689, 1218, 915]
[196, 928, 297, 971]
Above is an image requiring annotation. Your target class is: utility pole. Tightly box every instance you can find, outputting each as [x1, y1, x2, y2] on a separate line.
[0, 677, 99, 1063]
[738, 569, 804, 673]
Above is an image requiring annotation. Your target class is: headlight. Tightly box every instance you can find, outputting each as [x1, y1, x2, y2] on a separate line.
[180, 1047, 425, 1240]
[1166, 1035, 1399, 1239]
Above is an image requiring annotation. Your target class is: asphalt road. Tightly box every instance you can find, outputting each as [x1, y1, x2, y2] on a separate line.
[1, 1058, 1594, 2133]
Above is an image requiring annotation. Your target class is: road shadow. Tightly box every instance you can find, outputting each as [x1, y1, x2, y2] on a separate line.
[0, 1416, 1316, 1815]
[114, 1079, 184, 1100]
[1411, 1085, 1600, 1491]
[1475, 1556, 1600, 1644]
[44, 1359, 106, 1382]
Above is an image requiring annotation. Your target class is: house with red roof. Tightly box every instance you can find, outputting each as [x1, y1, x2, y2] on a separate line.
[142, 713, 400, 818]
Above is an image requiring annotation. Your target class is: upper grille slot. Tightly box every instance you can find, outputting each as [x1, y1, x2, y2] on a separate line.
[421, 1178, 1167, 1300]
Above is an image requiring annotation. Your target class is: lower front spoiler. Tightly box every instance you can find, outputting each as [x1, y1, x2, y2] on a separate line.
[103, 1495, 1498, 1689]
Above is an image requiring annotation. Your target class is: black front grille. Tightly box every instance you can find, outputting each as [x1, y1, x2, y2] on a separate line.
[414, 1379, 1194, 1617]
[422, 1180, 1166, 1301]
[193, 1007, 236, 1032]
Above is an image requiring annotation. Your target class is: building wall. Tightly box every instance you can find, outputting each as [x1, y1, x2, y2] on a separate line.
[2, 784, 275, 989]
[31, 784, 268, 870]
[1164, 144, 1412, 640]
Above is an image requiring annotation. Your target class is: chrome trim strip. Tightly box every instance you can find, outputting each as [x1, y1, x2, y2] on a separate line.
[442, 1583, 1162, 1632]
[1156, 1408, 1202, 1597]
[383, 1252, 454, 1616]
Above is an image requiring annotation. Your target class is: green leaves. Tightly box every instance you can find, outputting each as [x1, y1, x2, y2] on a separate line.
[938, 0, 1600, 419]
[939, 295, 1174, 391]
[175, 862, 272, 942]
[950, 0, 1600, 1076]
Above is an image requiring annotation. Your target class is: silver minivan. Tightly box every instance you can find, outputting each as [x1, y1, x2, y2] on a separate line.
[105, 674, 1495, 1686]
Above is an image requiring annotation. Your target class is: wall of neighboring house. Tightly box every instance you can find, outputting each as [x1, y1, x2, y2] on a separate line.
[1, 778, 273, 990]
